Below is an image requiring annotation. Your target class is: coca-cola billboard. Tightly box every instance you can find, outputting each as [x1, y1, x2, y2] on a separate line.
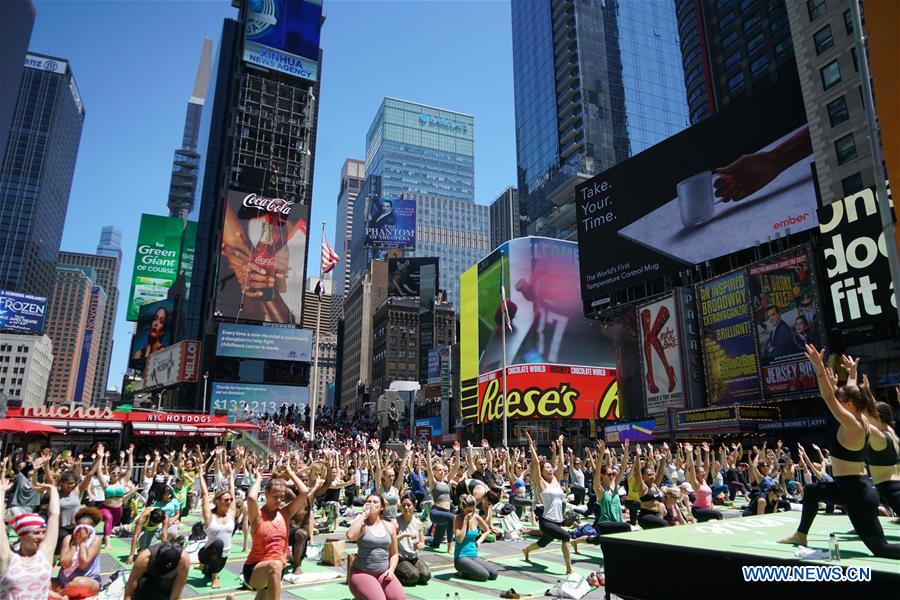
[215, 189, 309, 324]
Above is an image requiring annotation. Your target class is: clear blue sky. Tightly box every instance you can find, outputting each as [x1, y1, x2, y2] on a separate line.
[30, 0, 517, 392]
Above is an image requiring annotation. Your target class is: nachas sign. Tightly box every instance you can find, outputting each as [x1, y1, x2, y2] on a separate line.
[817, 187, 896, 328]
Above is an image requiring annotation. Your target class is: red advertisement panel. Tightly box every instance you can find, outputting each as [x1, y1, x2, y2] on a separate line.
[476, 364, 618, 424]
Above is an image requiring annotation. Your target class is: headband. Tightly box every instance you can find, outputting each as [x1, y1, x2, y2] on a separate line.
[9, 513, 47, 536]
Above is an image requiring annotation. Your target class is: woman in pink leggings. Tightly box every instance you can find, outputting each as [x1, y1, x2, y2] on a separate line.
[346, 494, 405, 600]
[97, 446, 137, 549]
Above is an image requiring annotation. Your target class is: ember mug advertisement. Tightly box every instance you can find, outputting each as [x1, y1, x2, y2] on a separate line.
[215, 189, 309, 324]
[575, 77, 819, 315]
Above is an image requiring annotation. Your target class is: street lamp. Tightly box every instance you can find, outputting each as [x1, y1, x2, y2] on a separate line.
[202, 371, 209, 415]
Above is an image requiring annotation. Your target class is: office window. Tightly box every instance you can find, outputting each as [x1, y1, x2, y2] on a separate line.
[724, 51, 742, 70]
[827, 96, 849, 127]
[843, 9, 854, 35]
[841, 172, 864, 196]
[807, 0, 827, 21]
[814, 25, 834, 55]
[834, 134, 857, 165]
[728, 71, 746, 92]
[743, 14, 761, 32]
[851, 47, 859, 72]
[750, 55, 768, 76]
[747, 32, 765, 53]
[821, 61, 841, 90]
[721, 30, 739, 49]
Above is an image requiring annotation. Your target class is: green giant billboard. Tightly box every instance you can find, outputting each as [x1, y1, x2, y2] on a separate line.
[126, 214, 196, 321]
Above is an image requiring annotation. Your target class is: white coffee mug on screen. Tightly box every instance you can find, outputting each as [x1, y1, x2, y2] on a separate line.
[677, 170, 718, 228]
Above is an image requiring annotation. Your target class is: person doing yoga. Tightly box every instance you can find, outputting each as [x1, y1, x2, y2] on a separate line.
[453, 494, 498, 582]
[521, 432, 575, 575]
[778, 347, 900, 559]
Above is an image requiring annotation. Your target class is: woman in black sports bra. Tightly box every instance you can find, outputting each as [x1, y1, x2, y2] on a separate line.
[628, 445, 669, 529]
[862, 379, 900, 521]
[779, 347, 900, 559]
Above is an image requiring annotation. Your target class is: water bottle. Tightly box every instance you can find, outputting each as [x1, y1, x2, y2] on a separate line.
[828, 533, 840, 561]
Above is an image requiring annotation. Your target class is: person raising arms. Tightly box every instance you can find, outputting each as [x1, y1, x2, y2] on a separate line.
[683, 443, 723, 522]
[861, 375, 900, 521]
[779, 346, 900, 558]
[521, 432, 575, 575]
[425, 440, 459, 553]
[629, 443, 669, 529]
[0, 457, 60, 600]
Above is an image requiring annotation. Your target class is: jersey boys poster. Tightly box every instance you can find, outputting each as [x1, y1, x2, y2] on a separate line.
[748, 247, 822, 398]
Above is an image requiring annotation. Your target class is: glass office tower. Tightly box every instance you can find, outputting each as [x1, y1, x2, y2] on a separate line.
[0, 52, 85, 299]
[365, 97, 474, 203]
[512, 0, 689, 239]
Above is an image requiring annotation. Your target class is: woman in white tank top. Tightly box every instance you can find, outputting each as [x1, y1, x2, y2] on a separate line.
[197, 450, 236, 589]
[522, 432, 574, 575]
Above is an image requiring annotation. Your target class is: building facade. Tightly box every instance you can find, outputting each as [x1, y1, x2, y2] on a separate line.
[0, 0, 34, 162]
[512, 0, 689, 239]
[489, 186, 522, 251]
[59, 227, 122, 404]
[334, 158, 365, 301]
[365, 97, 474, 203]
[339, 260, 388, 412]
[349, 187, 491, 311]
[45, 265, 106, 405]
[168, 39, 213, 219]
[676, 0, 796, 125]
[0, 52, 85, 299]
[372, 296, 456, 398]
[0, 333, 52, 408]
[785, 0, 873, 202]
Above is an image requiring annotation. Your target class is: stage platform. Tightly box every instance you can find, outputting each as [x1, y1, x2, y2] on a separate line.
[599, 513, 899, 598]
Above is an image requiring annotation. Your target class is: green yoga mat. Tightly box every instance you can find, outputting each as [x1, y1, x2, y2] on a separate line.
[407, 577, 506, 600]
[186, 566, 244, 594]
[286, 581, 353, 600]
[494, 555, 593, 578]
[434, 570, 548, 596]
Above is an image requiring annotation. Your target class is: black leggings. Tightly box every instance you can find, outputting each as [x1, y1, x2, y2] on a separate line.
[571, 485, 586, 506]
[797, 481, 843, 534]
[536, 517, 570, 547]
[802, 476, 900, 558]
[625, 500, 640, 526]
[691, 507, 723, 522]
[198, 539, 227, 575]
[637, 509, 668, 529]
[586, 520, 632, 542]
[875, 480, 900, 516]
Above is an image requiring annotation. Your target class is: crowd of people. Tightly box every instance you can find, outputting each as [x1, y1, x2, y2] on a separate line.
[0, 348, 897, 599]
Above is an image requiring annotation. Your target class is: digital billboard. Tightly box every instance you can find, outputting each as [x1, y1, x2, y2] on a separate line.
[817, 187, 897, 329]
[128, 298, 175, 371]
[0, 290, 47, 334]
[365, 197, 416, 249]
[244, 0, 322, 82]
[215, 189, 308, 324]
[126, 215, 194, 321]
[749, 248, 823, 399]
[388, 257, 439, 297]
[210, 382, 308, 421]
[604, 418, 659, 444]
[696, 270, 762, 405]
[575, 78, 819, 314]
[144, 340, 201, 389]
[73, 287, 102, 402]
[216, 322, 312, 361]
[459, 237, 619, 425]
[638, 294, 686, 415]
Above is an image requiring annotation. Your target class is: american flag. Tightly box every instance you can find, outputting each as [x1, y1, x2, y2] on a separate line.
[321, 235, 340, 274]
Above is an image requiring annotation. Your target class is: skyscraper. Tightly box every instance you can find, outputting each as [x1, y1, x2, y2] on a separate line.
[785, 0, 873, 202]
[167, 39, 213, 219]
[186, 1, 325, 411]
[45, 265, 106, 405]
[366, 98, 474, 203]
[59, 227, 122, 403]
[0, 333, 52, 408]
[303, 277, 336, 411]
[334, 158, 365, 300]
[0, 52, 85, 299]
[489, 186, 522, 250]
[675, 0, 796, 125]
[0, 0, 34, 161]
[512, 0, 689, 239]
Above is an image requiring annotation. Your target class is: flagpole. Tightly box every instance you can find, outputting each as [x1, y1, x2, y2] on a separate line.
[310, 221, 326, 447]
[500, 253, 509, 448]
